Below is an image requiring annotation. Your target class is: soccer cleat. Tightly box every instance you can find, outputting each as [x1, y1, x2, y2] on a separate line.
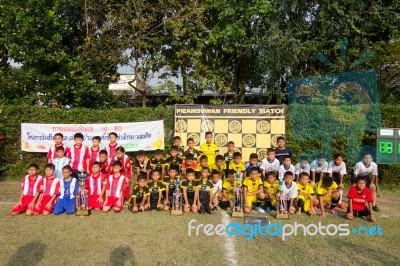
[330, 209, 338, 216]
[266, 207, 271, 213]
[337, 203, 346, 210]
[256, 206, 265, 213]
[205, 206, 213, 214]
[373, 206, 380, 212]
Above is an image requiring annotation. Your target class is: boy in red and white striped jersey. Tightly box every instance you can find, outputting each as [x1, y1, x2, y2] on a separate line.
[34, 164, 60, 215]
[103, 161, 126, 213]
[69, 133, 90, 178]
[11, 164, 43, 215]
[47, 133, 69, 163]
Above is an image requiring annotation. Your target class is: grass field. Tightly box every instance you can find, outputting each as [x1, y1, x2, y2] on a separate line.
[1, 181, 400, 266]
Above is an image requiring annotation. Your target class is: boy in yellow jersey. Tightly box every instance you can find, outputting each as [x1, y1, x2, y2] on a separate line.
[263, 171, 279, 212]
[228, 152, 246, 177]
[199, 131, 219, 162]
[243, 167, 265, 214]
[197, 155, 209, 179]
[296, 172, 317, 216]
[210, 155, 226, 180]
[316, 174, 340, 218]
[221, 170, 240, 209]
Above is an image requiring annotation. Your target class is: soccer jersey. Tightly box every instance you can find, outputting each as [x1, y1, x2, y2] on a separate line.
[100, 158, 113, 175]
[198, 180, 214, 203]
[134, 158, 151, 174]
[114, 155, 133, 178]
[228, 161, 246, 173]
[295, 163, 311, 175]
[281, 182, 298, 199]
[224, 152, 235, 171]
[20, 175, 43, 196]
[353, 161, 378, 177]
[184, 149, 200, 160]
[278, 164, 295, 178]
[212, 179, 222, 196]
[222, 179, 241, 199]
[263, 181, 279, 196]
[47, 143, 69, 161]
[347, 186, 373, 211]
[130, 185, 150, 201]
[53, 157, 70, 180]
[260, 158, 280, 173]
[106, 174, 126, 198]
[275, 147, 292, 164]
[166, 156, 183, 169]
[69, 144, 90, 171]
[181, 160, 198, 171]
[243, 177, 263, 193]
[88, 147, 101, 164]
[199, 143, 219, 162]
[105, 143, 119, 159]
[163, 177, 178, 198]
[310, 160, 329, 174]
[59, 178, 79, 199]
[181, 180, 199, 199]
[209, 163, 226, 176]
[40, 176, 60, 197]
[245, 162, 261, 175]
[327, 161, 347, 175]
[297, 182, 314, 196]
[150, 158, 168, 171]
[315, 180, 338, 196]
[147, 181, 165, 202]
[85, 173, 107, 196]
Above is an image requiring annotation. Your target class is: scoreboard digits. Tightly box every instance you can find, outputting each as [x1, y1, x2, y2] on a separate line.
[376, 128, 400, 164]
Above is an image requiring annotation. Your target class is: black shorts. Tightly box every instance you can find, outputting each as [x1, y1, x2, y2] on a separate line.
[187, 197, 194, 206]
[332, 172, 341, 185]
[347, 207, 371, 217]
[149, 200, 161, 210]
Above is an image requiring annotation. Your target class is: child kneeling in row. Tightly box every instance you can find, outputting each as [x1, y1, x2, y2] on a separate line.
[346, 176, 375, 222]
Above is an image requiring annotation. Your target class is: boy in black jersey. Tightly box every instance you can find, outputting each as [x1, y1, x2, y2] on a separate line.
[163, 166, 179, 211]
[197, 167, 214, 214]
[182, 169, 199, 213]
[147, 169, 165, 211]
[128, 176, 150, 213]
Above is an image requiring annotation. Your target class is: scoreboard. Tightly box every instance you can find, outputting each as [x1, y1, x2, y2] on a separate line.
[376, 128, 400, 164]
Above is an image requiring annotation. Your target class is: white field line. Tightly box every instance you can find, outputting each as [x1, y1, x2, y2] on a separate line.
[221, 211, 238, 266]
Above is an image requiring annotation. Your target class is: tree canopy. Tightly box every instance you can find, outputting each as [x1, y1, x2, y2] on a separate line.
[0, 0, 399, 107]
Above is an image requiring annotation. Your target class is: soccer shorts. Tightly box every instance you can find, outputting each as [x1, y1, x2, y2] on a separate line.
[33, 196, 56, 214]
[245, 195, 257, 206]
[128, 197, 144, 212]
[332, 172, 341, 185]
[347, 206, 371, 217]
[105, 196, 123, 208]
[297, 195, 311, 212]
[53, 198, 76, 215]
[11, 195, 35, 214]
[187, 197, 195, 207]
[88, 195, 103, 210]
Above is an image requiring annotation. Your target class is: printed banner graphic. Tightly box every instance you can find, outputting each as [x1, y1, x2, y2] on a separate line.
[21, 121, 164, 152]
[174, 105, 286, 160]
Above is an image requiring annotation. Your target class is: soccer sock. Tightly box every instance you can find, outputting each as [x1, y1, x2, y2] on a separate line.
[338, 189, 343, 204]
[297, 199, 304, 210]
[330, 198, 339, 209]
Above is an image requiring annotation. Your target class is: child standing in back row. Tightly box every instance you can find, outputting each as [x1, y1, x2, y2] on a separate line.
[199, 131, 219, 162]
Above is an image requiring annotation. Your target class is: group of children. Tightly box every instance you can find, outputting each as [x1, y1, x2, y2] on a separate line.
[12, 131, 379, 222]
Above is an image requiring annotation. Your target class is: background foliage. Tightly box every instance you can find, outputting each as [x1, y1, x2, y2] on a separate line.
[0, 104, 399, 184]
